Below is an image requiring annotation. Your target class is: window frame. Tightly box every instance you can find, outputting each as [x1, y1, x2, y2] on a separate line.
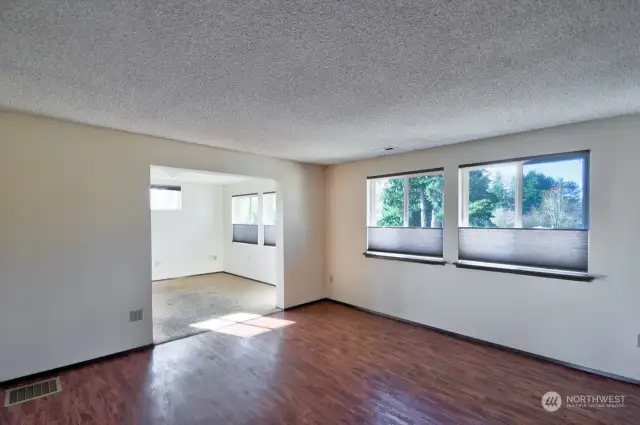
[150, 185, 182, 211]
[367, 168, 444, 228]
[458, 150, 590, 230]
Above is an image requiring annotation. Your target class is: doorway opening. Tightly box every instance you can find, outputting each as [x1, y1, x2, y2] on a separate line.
[150, 165, 280, 344]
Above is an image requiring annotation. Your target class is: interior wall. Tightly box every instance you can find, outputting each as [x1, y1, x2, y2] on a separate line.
[151, 182, 224, 281]
[223, 180, 277, 285]
[0, 111, 326, 382]
[326, 114, 640, 381]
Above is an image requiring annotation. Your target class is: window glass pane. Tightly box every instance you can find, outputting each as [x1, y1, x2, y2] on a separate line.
[408, 175, 443, 228]
[372, 177, 404, 226]
[522, 157, 585, 229]
[465, 164, 517, 228]
[263, 193, 276, 226]
[232, 195, 259, 224]
[150, 188, 181, 211]
[250, 195, 259, 224]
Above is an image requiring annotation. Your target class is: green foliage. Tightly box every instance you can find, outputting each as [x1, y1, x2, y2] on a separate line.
[376, 175, 444, 228]
[523, 171, 556, 213]
[375, 166, 583, 230]
[467, 170, 498, 227]
[377, 178, 404, 226]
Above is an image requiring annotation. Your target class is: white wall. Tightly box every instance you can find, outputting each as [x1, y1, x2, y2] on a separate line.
[151, 182, 224, 281]
[0, 111, 326, 382]
[223, 180, 278, 285]
[326, 114, 640, 381]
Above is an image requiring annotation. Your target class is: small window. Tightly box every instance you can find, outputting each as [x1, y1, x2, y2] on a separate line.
[263, 192, 277, 247]
[458, 151, 589, 273]
[367, 169, 444, 259]
[232, 194, 259, 244]
[150, 185, 181, 211]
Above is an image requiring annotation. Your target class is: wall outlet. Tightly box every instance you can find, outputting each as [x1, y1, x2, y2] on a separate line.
[154, 261, 160, 268]
[329, 275, 334, 283]
[210, 255, 217, 261]
[129, 309, 143, 322]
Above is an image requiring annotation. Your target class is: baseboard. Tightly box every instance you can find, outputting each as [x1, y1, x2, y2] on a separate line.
[283, 298, 329, 311]
[152, 271, 224, 282]
[222, 271, 275, 286]
[326, 298, 640, 386]
[0, 344, 154, 387]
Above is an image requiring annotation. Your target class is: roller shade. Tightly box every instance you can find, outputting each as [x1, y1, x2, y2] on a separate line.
[367, 227, 443, 257]
[264, 225, 276, 246]
[233, 224, 258, 245]
[458, 228, 588, 272]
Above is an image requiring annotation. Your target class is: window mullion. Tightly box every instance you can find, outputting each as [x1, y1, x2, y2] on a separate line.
[514, 161, 523, 228]
[403, 176, 409, 227]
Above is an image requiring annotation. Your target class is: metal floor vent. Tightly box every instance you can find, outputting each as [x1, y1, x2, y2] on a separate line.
[4, 378, 61, 407]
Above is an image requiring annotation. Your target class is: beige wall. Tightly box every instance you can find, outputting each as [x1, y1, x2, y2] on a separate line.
[0, 111, 326, 382]
[326, 114, 640, 380]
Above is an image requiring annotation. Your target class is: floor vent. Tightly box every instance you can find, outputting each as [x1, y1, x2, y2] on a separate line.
[4, 378, 61, 407]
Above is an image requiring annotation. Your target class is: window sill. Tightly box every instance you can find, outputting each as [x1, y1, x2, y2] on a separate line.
[453, 260, 595, 282]
[232, 241, 258, 246]
[363, 251, 446, 265]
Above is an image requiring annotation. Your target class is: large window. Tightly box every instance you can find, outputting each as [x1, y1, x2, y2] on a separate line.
[458, 151, 589, 273]
[367, 169, 444, 260]
[263, 192, 276, 246]
[150, 185, 181, 211]
[232, 194, 259, 244]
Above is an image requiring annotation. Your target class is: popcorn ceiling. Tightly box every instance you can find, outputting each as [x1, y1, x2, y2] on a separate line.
[1, 0, 639, 164]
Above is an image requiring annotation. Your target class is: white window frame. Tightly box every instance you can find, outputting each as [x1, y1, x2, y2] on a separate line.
[368, 169, 444, 228]
[459, 151, 589, 229]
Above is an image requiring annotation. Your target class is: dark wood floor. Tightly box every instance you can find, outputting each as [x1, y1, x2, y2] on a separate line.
[1, 301, 638, 424]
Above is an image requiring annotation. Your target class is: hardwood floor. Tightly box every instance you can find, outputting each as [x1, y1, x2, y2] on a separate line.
[1, 301, 638, 424]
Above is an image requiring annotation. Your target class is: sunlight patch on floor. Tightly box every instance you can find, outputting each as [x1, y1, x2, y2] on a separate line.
[189, 313, 294, 338]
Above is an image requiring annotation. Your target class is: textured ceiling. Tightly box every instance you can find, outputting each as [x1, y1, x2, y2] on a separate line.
[1, 1, 639, 164]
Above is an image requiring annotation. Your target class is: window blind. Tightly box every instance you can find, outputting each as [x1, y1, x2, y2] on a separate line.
[232, 224, 258, 245]
[458, 228, 588, 272]
[264, 224, 276, 246]
[367, 227, 443, 258]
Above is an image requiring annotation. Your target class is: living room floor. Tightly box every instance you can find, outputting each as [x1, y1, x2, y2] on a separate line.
[2, 301, 638, 425]
[152, 272, 279, 344]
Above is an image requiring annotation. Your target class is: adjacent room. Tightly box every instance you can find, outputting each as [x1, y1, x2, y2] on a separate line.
[1, 1, 640, 424]
[150, 166, 279, 343]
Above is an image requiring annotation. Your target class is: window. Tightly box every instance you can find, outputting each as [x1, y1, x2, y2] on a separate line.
[232, 194, 259, 225]
[366, 169, 444, 260]
[232, 194, 259, 244]
[263, 192, 276, 246]
[458, 151, 589, 273]
[150, 185, 181, 211]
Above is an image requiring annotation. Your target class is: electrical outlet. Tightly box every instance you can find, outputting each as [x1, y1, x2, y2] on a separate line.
[154, 261, 160, 268]
[329, 275, 334, 283]
[129, 309, 143, 322]
[209, 255, 217, 261]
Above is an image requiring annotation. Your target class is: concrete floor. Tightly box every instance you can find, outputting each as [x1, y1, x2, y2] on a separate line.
[152, 273, 279, 344]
